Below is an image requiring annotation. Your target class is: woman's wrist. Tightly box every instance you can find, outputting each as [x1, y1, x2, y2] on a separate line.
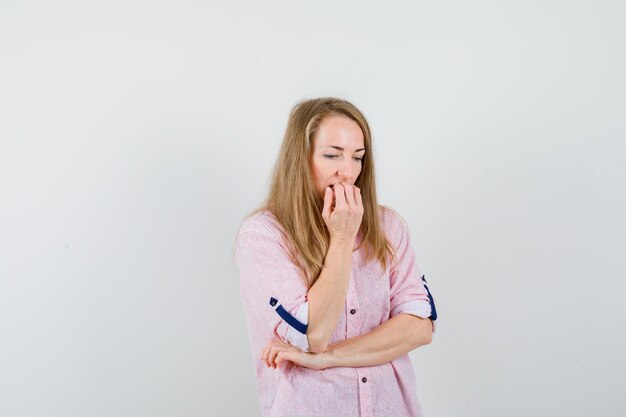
[329, 236, 356, 252]
[318, 349, 335, 370]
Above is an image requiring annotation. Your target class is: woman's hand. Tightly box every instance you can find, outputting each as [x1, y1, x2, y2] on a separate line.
[322, 182, 364, 242]
[261, 338, 327, 370]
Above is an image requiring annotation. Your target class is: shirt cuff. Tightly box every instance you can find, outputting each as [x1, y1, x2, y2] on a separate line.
[284, 302, 310, 352]
[391, 299, 437, 333]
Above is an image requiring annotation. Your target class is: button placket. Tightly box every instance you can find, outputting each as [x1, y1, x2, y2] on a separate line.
[346, 270, 361, 338]
[355, 369, 373, 417]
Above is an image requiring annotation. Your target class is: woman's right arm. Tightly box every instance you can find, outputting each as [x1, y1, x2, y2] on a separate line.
[305, 237, 354, 353]
[305, 182, 363, 353]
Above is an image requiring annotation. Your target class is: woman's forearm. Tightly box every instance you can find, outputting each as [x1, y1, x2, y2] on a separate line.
[322, 314, 433, 368]
[306, 238, 354, 353]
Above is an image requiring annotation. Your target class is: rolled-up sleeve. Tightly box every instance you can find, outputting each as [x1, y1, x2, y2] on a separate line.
[388, 214, 438, 333]
[236, 219, 310, 352]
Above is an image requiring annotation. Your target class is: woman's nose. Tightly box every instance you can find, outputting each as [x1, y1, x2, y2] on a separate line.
[338, 166, 354, 180]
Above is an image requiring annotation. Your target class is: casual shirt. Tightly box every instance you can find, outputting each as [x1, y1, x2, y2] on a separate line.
[236, 206, 437, 417]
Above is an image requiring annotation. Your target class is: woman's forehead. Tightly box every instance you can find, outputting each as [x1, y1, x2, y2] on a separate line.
[315, 116, 364, 149]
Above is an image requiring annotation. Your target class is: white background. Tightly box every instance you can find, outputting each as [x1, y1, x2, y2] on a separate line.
[1, 1, 625, 416]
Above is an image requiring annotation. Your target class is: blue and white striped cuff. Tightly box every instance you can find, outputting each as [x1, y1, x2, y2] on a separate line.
[269, 297, 310, 352]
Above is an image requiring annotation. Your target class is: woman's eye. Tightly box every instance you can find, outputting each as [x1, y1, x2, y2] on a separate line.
[323, 154, 363, 162]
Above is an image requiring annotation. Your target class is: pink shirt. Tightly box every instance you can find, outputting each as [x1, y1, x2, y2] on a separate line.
[236, 207, 437, 417]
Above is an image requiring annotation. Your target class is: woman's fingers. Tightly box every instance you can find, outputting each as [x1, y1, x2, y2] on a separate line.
[260, 338, 302, 369]
[265, 339, 289, 369]
[322, 186, 333, 220]
[275, 351, 295, 368]
[268, 348, 280, 368]
[354, 186, 363, 212]
[261, 346, 270, 367]
[343, 182, 356, 207]
[262, 343, 278, 368]
[261, 338, 326, 370]
[321, 182, 364, 242]
[334, 183, 347, 210]
[275, 352, 284, 368]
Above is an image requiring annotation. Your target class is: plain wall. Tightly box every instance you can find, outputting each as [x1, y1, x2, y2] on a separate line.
[1, 1, 624, 416]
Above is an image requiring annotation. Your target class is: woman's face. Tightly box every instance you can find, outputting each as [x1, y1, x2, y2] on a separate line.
[309, 114, 365, 199]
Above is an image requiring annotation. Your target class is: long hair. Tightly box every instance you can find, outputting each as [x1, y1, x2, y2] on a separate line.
[239, 97, 397, 289]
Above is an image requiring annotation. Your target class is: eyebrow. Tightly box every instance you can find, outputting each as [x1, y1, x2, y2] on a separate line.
[324, 146, 366, 152]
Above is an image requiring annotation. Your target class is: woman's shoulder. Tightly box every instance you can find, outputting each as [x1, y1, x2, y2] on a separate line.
[237, 209, 284, 240]
[378, 205, 408, 235]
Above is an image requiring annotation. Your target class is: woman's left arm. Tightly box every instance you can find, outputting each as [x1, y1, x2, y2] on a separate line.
[322, 313, 433, 368]
[264, 313, 432, 370]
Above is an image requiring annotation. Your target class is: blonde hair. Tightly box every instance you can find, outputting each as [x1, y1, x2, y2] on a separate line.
[238, 97, 397, 289]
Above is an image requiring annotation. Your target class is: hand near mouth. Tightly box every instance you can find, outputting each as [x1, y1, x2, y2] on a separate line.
[322, 182, 363, 242]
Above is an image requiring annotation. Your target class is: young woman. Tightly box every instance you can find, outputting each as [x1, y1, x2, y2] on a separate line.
[235, 97, 437, 417]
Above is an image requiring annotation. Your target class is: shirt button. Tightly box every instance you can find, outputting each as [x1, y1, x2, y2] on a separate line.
[350, 309, 356, 314]
[362, 377, 367, 383]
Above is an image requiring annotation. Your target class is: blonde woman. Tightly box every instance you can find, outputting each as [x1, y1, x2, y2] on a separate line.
[235, 97, 438, 417]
